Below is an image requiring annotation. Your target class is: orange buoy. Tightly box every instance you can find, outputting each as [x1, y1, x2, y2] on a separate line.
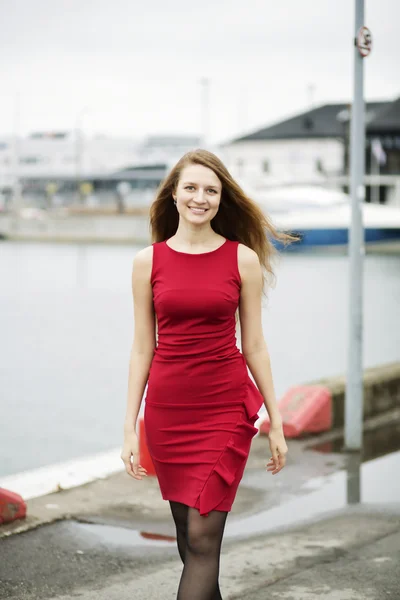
[0, 488, 27, 524]
[138, 417, 157, 476]
[259, 385, 332, 438]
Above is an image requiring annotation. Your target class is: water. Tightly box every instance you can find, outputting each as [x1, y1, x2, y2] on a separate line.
[67, 450, 400, 548]
[309, 420, 400, 461]
[1, 241, 399, 478]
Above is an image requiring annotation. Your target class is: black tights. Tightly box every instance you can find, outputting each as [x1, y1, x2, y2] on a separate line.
[169, 501, 228, 600]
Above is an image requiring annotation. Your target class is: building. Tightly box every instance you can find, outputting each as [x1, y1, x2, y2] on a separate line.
[364, 97, 400, 204]
[0, 132, 201, 207]
[137, 135, 202, 164]
[221, 98, 400, 205]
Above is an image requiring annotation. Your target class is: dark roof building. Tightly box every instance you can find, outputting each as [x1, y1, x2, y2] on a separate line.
[227, 100, 396, 143]
[367, 97, 400, 134]
[110, 163, 167, 181]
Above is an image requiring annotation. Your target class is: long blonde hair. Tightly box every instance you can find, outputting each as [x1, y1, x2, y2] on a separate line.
[149, 149, 298, 290]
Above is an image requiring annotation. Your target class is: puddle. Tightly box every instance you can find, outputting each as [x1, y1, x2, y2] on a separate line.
[62, 423, 400, 549]
[69, 450, 400, 548]
[308, 420, 400, 461]
[223, 449, 400, 540]
[66, 521, 177, 549]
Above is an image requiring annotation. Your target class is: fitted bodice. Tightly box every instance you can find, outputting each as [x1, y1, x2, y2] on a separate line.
[151, 239, 242, 361]
[146, 237, 264, 421]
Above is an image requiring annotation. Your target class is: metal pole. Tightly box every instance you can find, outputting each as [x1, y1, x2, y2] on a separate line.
[75, 107, 90, 204]
[75, 122, 82, 204]
[345, 0, 365, 451]
[11, 92, 22, 230]
[372, 149, 380, 204]
[200, 77, 210, 148]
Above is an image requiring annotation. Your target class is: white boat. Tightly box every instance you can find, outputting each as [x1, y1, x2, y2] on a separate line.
[255, 186, 400, 250]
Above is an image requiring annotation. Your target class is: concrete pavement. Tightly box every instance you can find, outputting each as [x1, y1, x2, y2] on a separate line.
[1, 422, 400, 599]
[239, 509, 400, 600]
[1, 506, 399, 599]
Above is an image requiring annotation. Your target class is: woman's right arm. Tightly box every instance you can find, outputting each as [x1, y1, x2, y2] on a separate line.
[121, 245, 156, 479]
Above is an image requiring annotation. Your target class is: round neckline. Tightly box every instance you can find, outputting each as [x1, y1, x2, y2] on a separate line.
[164, 238, 228, 255]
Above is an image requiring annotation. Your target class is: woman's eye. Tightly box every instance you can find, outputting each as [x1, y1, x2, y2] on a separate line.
[184, 186, 217, 193]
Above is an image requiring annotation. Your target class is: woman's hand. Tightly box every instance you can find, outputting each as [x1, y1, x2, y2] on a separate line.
[266, 424, 288, 475]
[121, 430, 148, 480]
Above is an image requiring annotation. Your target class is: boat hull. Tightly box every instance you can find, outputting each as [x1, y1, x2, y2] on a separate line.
[275, 227, 400, 250]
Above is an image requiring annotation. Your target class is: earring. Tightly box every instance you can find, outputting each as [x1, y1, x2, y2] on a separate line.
[173, 199, 177, 206]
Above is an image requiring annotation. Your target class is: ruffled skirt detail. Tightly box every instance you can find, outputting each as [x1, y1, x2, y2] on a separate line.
[193, 407, 259, 516]
[144, 373, 263, 517]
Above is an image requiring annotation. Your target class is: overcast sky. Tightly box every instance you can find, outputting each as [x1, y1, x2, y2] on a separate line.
[0, 0, 399, 143]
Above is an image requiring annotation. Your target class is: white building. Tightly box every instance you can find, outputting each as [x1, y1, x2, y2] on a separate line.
[0, 132, 202, 209]
[0, 131, 140, 188]
[0, 132, 201, 189]
[137, 135, 202, 165]
[220, 99, 400, 205]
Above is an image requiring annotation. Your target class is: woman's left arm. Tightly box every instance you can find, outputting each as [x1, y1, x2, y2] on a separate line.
[238, 243, 288, 474]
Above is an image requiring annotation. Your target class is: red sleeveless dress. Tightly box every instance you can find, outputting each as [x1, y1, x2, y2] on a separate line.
[143, 238, 264, 517]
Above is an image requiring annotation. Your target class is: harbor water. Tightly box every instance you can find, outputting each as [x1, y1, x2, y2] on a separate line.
[1, 240, 399, 478]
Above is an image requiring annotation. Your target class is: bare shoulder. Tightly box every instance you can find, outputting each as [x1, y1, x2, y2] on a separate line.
[133, 244, 153, 266]
[237, 243, 262, 287]
[237, 242, 259, 265]
[132, 244, 154, 280]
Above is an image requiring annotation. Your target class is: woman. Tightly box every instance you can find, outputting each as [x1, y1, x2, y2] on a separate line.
[121, 149, 295, 600]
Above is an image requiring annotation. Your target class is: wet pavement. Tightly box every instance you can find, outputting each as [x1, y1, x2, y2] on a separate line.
[69, 447, 400, 547]
[1, 414, 400, 599]
[309, 418, 400, 461]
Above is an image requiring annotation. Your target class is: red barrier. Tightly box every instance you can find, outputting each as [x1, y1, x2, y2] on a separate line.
[0, 488, 27, 524]
[138, 418, 157, 476]
[259, 385, 332, 438]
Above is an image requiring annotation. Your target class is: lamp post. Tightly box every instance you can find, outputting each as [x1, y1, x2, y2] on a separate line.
[344, 2, 372, 451]
[200, 77, 210, 148]
[75, 107, 90, 204]
[11, 92, 22, 230]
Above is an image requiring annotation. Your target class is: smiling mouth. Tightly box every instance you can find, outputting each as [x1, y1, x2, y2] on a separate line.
[188, 207, 208, 214]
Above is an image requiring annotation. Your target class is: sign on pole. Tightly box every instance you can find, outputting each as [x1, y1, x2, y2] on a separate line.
[356, 26, 372, 57]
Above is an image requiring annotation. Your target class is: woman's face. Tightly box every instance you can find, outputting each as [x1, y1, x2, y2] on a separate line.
[173, 163, 222, 225]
